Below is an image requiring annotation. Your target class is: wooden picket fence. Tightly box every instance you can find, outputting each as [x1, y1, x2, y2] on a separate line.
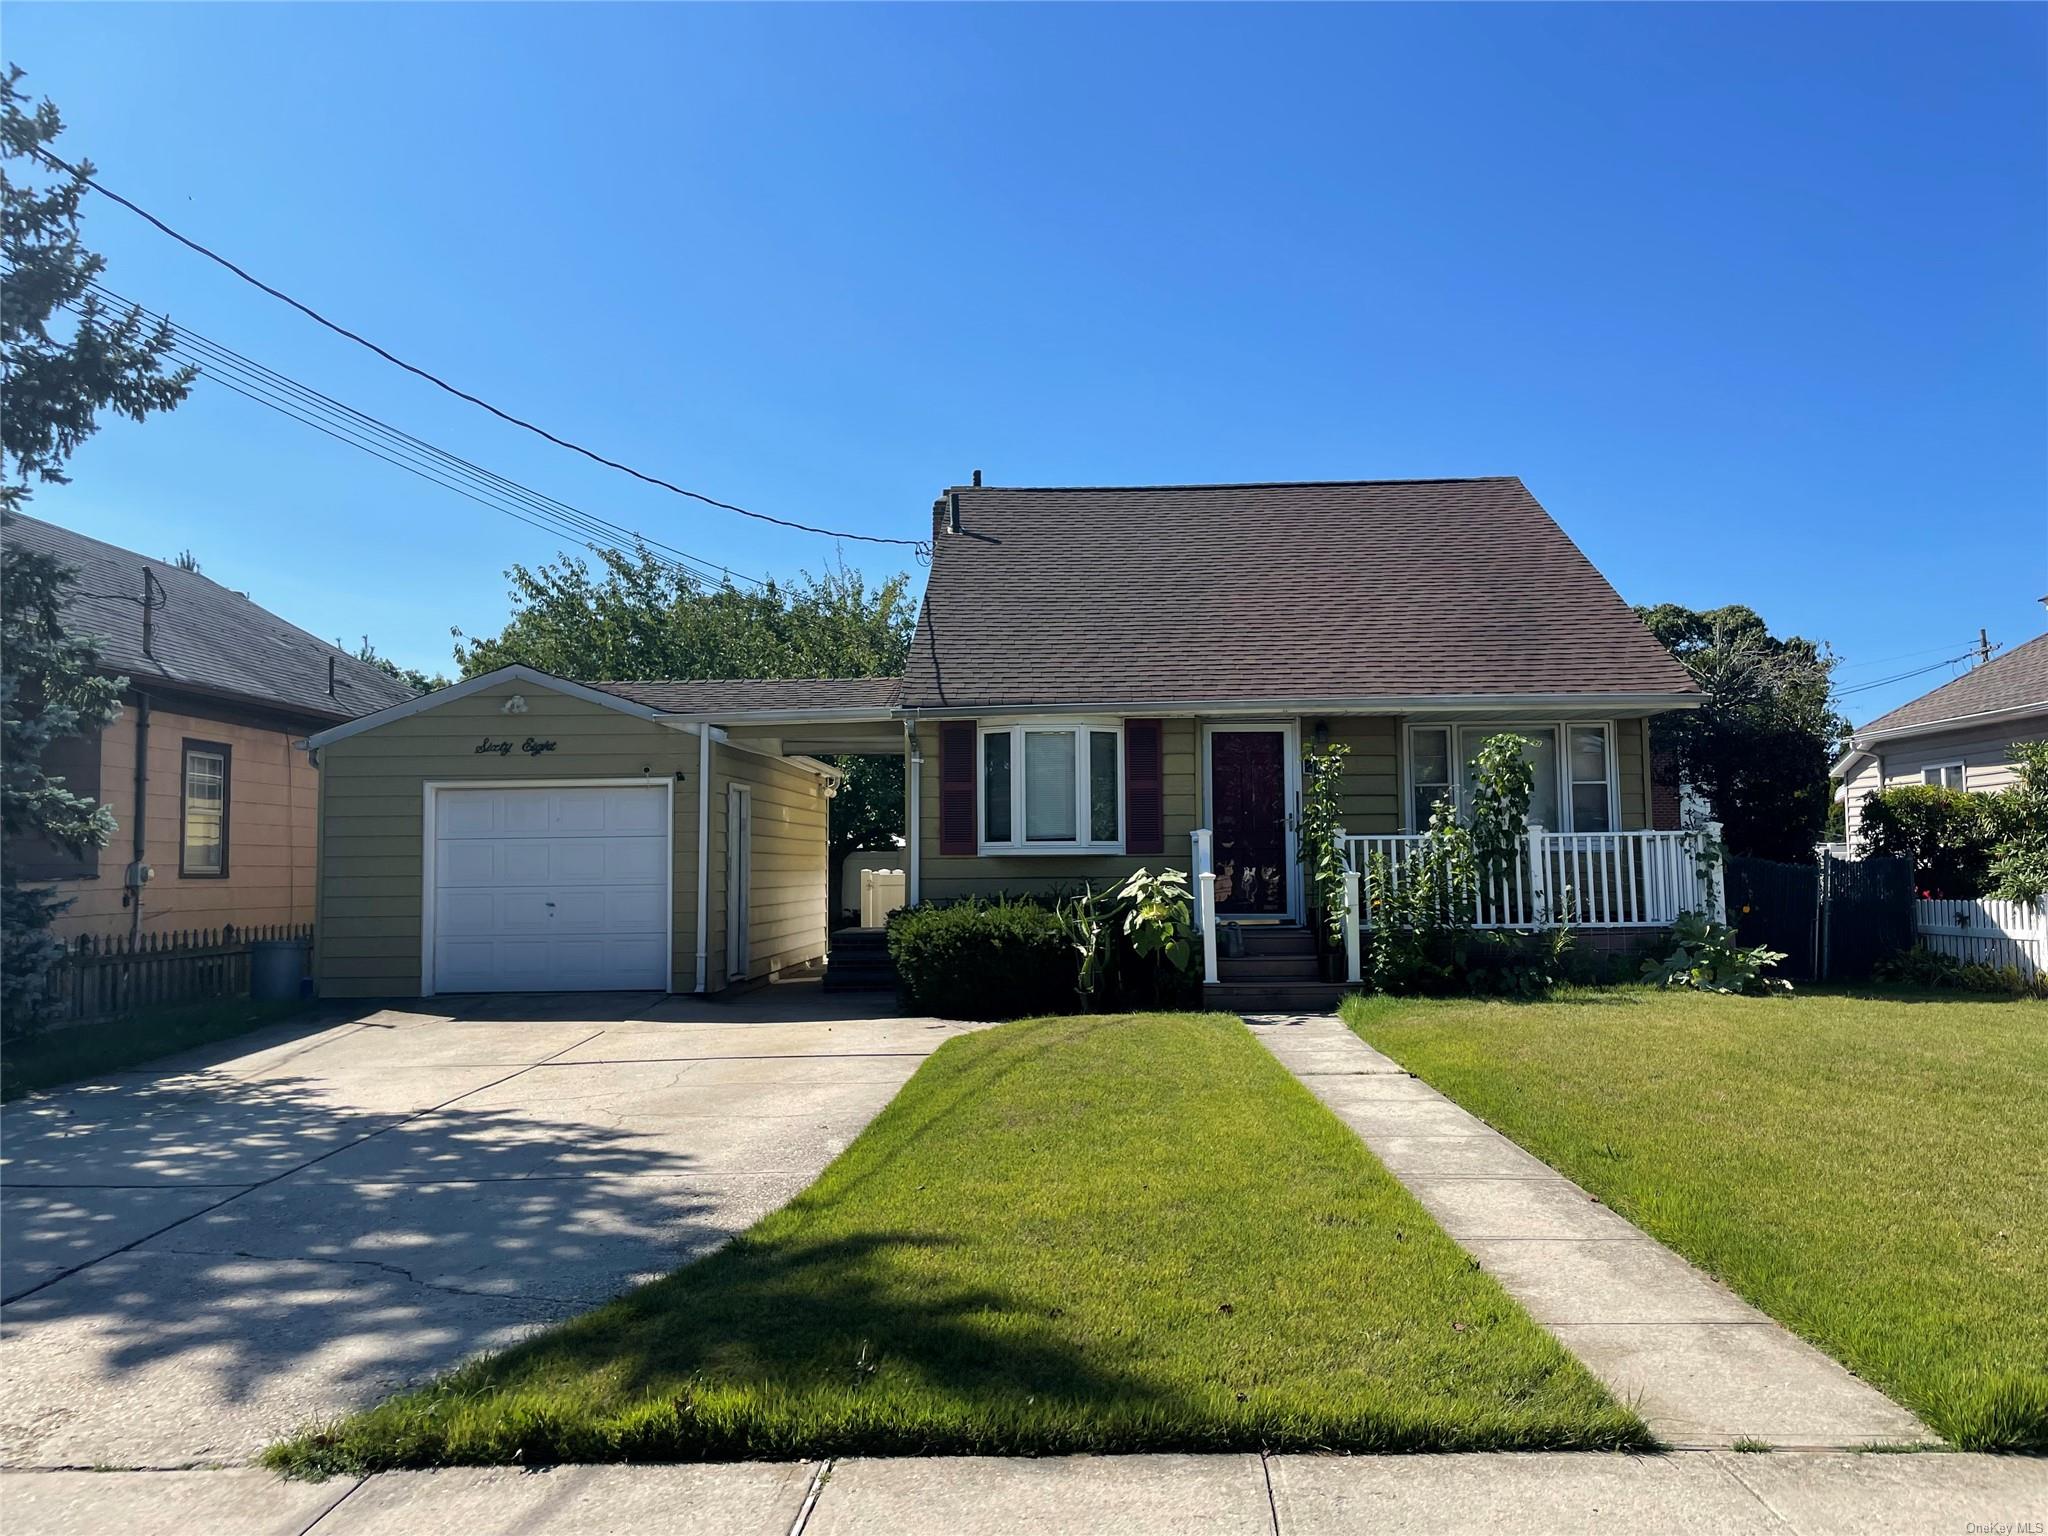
[1914, 899, 2045, 979]
[50, 924, 312, 1023]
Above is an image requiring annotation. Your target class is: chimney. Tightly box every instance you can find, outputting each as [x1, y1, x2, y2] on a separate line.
[948, 492, 961, 534]
[971, 468, 982, 488]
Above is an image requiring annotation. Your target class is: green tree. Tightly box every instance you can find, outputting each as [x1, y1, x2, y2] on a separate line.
[1, 547, 126, 1031]
[1636, 603, 1846, 863]
[455, 545, 917, 906]
[3, 64, 192, 1033]
[1988, 741, 2048, 904]
[2, 66, 192, 515]
[349, 636, 446, 697]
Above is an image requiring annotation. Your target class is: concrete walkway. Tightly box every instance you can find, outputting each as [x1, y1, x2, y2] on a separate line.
[5, 1450, 2044, 1534]
[1244, 1014, 1935, 1451]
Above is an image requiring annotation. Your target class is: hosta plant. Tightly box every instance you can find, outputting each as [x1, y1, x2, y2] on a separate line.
[1642, 911, 1790, 996]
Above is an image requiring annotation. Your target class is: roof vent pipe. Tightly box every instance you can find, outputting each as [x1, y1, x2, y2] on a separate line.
[948, 492, 961, 534]
[971, 469, 981, 487]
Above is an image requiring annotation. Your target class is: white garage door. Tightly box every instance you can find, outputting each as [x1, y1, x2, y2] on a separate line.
[429, 785, 669, 993]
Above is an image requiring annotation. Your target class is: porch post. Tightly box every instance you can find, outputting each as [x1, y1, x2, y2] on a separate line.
[1343, 870, 1362, 985]
[904, 723, 922, 909]
[1525, 818, 1549, 926]
[1199, 871, 1219, 985]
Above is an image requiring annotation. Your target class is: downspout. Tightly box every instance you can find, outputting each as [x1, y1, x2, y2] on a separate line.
[128, 690, 150, 940]
[694, 724, 712, 993]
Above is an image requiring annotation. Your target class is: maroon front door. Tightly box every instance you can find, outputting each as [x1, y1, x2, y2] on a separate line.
[1210, 729, 1289, 916]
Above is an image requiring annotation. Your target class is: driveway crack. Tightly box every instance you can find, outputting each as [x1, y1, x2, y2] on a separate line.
[154, 1244, 586, 1308]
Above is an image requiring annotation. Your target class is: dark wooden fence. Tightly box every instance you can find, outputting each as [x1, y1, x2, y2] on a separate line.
[1725, 852, 1914, 983]
[50, 924, 312, 1022]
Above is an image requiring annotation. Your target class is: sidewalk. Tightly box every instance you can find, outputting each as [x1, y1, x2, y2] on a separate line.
[5, 1450, 2045, 1535]
[1243, 1014, 1934, 1451]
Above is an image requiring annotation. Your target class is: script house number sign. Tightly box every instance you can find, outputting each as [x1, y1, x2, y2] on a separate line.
[475, 736, 559, 757]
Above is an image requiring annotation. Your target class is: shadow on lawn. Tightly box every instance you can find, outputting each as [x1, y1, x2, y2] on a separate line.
[532, 1225, 1142, 1404]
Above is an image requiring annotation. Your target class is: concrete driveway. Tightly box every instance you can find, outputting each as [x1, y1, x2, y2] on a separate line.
[0, 985, 972, 1469]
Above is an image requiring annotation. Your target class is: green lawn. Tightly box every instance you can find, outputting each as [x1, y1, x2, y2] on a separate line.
[269, 1012, 1645, 1475]
[1343, 987, 2048, 1453]
[1, 997, 310, 1102]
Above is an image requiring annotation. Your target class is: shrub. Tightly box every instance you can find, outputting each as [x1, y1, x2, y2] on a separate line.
[1361, 750, 1578, 1000]
[1872, 945, 1966, 989]
[1874, 944, 2048, 1000]
[886, 899, 1076, 1019]
[1988, 741, 2048, 903]
[1642, 911, 1789, 996]
[1855, 785, 1998, 898]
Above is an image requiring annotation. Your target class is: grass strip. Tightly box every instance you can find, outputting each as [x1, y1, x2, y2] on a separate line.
[270, 1011, 1645, 1474]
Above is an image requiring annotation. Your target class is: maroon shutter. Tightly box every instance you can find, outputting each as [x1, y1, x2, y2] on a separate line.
[1125, 718, 1164, 855]
[938, 720, 977, 856]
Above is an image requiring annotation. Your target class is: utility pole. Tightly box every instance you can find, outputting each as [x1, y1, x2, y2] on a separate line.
[1977, 628, 1993, 666]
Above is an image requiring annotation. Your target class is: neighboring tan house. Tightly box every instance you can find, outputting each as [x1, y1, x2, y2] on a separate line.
[304, 477, 1703, 1007]
[1834, 630, 2048, 847]
[2, 512, 418, 940]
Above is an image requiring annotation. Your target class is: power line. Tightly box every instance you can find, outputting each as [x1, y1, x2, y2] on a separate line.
[28, 143, 931, 555]
[1833, 639, 1978, 674]
[1834, 650, 1979, 699]
[64, 277, 770, 591]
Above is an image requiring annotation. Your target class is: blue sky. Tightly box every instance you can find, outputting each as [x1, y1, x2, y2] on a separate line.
[5, 2, 2043, 721]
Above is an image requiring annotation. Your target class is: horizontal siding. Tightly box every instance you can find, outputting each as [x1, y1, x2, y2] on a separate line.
[1323, 715, 1401, 834]
[314, 679, 703, 998]
[46, 702, 319, 940]
[710, 742, 830, 984]
[1843, 715, 2047, 846]
[1618, 715, 1649, 832]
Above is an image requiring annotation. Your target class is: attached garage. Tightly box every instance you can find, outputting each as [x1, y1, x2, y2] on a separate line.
[306, 666, 844, 1000]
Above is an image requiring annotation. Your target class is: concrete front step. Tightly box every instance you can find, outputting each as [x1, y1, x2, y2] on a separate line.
[825, 927, 896, 992]
[1226, 924, 1318, 956]
[1217, 954, 1324, 981]
[1205, 980, 1354, 1013]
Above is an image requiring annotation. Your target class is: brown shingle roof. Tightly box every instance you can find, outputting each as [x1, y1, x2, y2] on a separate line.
[2, 511, 419, 723]
[1853, 632, 2048, 739]
[590, 676, 902, 714]
[900, 478, 1696, 710]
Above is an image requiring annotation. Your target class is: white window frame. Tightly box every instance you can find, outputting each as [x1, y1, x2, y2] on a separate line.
[1399, 720, 1621, 834]
[1920, 763, 1966, 790]
[978, 719, 1125, 855]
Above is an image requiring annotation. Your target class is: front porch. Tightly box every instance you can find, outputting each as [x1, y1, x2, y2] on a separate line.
[1190, 822, 1724, 992]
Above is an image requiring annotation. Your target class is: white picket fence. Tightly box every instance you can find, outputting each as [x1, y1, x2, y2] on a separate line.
[1915, 898, 2046, 978]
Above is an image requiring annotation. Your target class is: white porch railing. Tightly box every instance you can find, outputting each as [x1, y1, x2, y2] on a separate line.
[1916, 898, 2045, 977]
[1342, 824, 1715, 930]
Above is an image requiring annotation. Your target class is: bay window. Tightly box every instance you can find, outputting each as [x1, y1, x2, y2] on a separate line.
[981, 721, 1122, 851]
[1404, 722, 1617, 833]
